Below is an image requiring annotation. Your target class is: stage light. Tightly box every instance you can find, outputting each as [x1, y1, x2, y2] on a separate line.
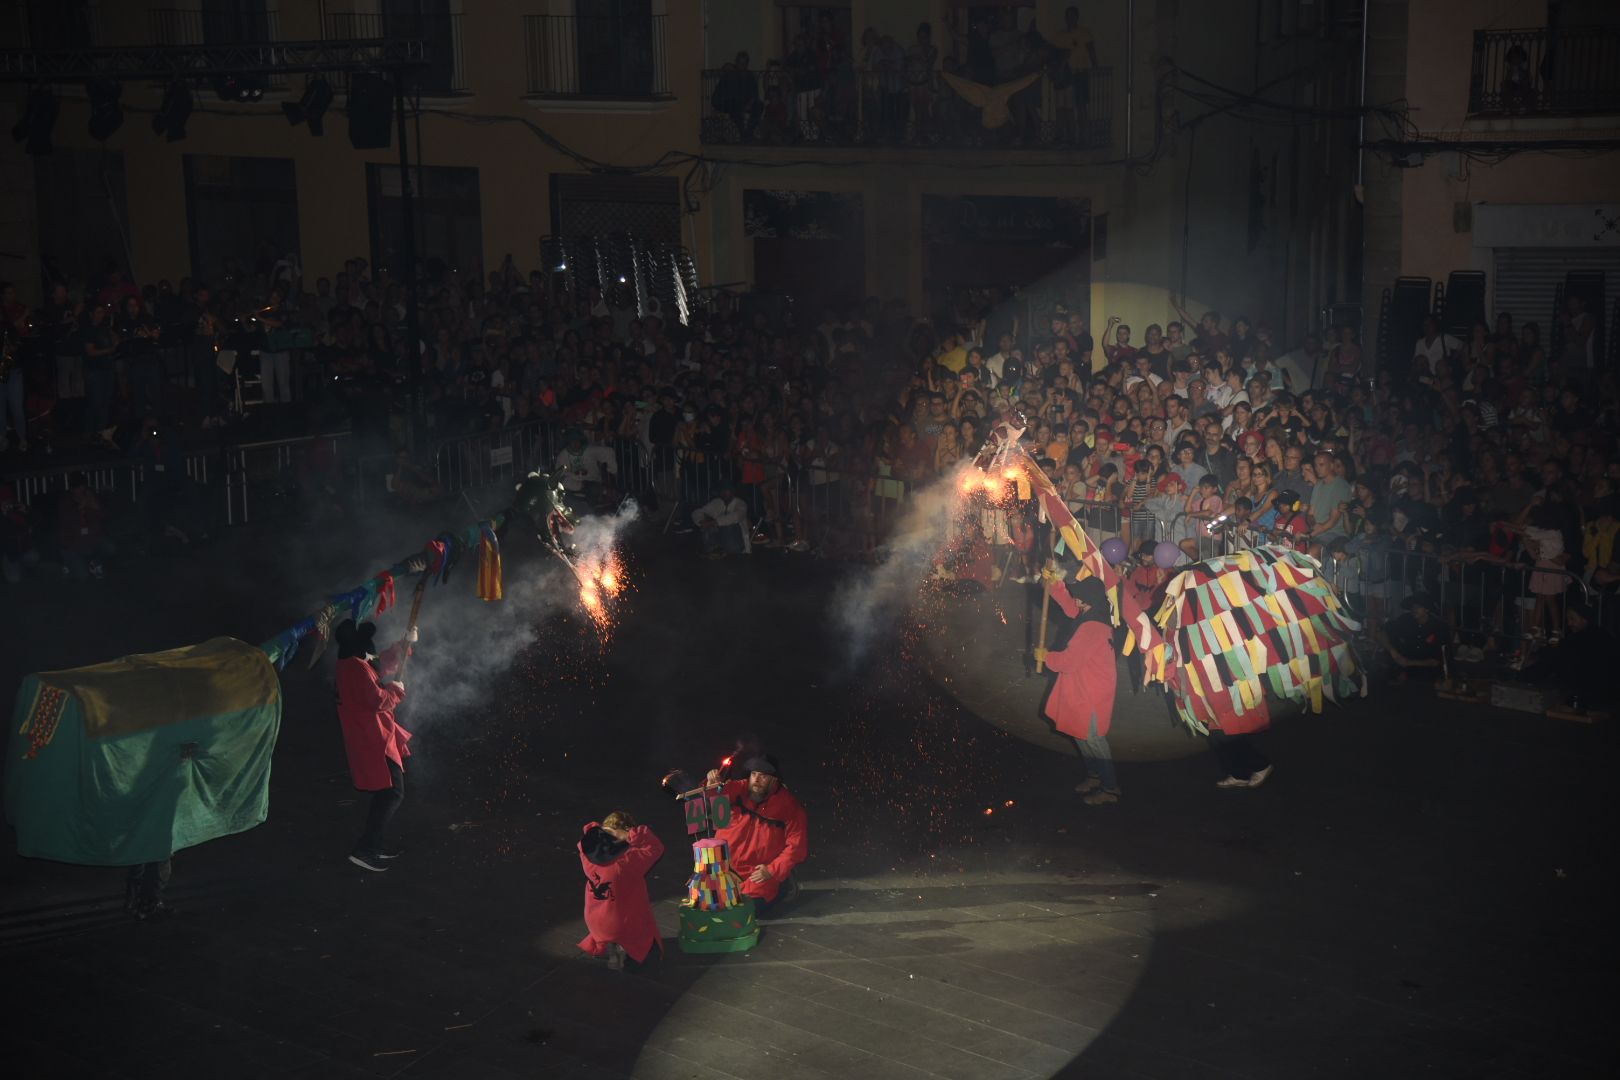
[214, 73, 266, 103]
[282, 76, 333, 135]
[151, 81, 193, 142]
[10, 85, 58, 155]
[86, 79, 124, 141]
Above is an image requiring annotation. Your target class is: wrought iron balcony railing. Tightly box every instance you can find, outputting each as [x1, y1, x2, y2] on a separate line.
[700, 64, 1113, 152]
[1469, 26, 1620, 116]
[320, 7, 467, 95]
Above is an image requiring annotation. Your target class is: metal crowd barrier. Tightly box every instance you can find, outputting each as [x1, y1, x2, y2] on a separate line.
[2, 431, 348, 527]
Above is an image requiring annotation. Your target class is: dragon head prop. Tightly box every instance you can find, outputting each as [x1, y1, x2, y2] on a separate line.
[514, 469, 577, 552]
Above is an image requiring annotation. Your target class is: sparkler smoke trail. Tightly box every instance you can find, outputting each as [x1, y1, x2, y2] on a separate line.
[390, 499, 639, 722]
[832, 460, 976, 663]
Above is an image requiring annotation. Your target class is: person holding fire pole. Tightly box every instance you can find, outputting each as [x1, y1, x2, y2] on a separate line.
[700, 754, 808, 914]
[1035, 571, 1122, 806]
[335, 618, 419, 872]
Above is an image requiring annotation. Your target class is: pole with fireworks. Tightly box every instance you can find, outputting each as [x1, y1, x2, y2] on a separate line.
[259, 468, 630, 672]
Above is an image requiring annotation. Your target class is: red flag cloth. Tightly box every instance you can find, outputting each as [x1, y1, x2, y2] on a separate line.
[374, 571, 396, 615]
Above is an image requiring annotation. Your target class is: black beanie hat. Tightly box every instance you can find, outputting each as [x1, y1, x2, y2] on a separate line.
[334, 619, 378, 660]
[739, 754, 782, 779]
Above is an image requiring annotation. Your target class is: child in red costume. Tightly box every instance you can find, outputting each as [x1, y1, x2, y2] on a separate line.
[578, 811, 665, 971]
[335, 618, 417, 872]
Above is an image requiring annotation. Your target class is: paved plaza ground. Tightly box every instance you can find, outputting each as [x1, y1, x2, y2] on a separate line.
[0, 511, 1613, 1079]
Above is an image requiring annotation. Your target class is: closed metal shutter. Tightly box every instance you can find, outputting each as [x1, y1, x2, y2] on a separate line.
[1493, 247, 1620, 329]
[552, 174, 680, 245]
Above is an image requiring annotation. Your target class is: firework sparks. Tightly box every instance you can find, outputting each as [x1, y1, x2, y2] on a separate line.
[573, 550, 628, 634]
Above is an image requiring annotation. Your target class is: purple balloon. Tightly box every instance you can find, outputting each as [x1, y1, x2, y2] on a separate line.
[1100, 538, 1128, 565]
[1153, 541, 1181, 569]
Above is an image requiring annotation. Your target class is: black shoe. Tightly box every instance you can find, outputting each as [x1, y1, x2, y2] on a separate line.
[348, 852, 389, 872]
[377, 848, 405, 860]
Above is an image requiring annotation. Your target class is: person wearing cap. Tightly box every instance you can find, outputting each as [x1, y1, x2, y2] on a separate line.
[1036, 571, 1122, 805]
[702, 755, 807, 910]
[335, 618, 420, 872]
[1268, 489, 1313, 551]
[1378, 592, 1448, 681]
[578, 810, 665, 971]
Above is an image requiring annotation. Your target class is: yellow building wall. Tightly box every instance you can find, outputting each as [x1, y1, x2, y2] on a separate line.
[1397, 0, 1620, 284]
[8, 0, 709, 293]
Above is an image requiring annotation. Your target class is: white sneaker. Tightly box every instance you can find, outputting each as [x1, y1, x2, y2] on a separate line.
[1247, 765, 1273, 788]
[1216, 775, 1249, 789]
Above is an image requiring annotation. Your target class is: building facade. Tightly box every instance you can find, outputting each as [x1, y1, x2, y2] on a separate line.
[698, 0, 1366, 353]
[0, 0, 707, 301]
[1361, 0, 1620, 372]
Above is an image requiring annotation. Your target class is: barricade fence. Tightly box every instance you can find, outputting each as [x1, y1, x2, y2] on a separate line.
[352, 421, 917, 553]
[996, 496, 1613, 644]
[2, 432, 349, 527]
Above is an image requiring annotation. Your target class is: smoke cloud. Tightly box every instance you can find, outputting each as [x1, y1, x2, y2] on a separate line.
[831, 461, 973, 663]
[378, 498, 640, 723]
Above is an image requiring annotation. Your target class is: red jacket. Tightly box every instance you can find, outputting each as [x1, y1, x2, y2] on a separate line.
[1043, 584, 1120, 738]
[336, 644, 412, 791]
[578, 823, 665, 963]
[715, 780, 808, 903]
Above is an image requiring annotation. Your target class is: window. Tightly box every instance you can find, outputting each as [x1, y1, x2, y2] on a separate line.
[183, 155, 299, 285]
[34, 149, 129, 288]
[577, 0, 658, 97]
[23, 0, 96, 48]
[199, 0, 273, 43]
[367, 165, 483, 279]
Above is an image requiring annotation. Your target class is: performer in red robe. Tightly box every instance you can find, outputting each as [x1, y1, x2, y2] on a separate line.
[578, 813, 665, 970]
[1037, 574, 1122, 805]
[335, 619, 416, 871]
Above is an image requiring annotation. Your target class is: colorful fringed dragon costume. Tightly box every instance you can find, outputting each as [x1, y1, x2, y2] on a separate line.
[975, 427, 1363, 735]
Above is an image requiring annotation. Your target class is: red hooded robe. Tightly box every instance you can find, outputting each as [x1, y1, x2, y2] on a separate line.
[1042, 581, 1120, 738]
[336, 643, 412, 791]
[577, 823, 665, 963]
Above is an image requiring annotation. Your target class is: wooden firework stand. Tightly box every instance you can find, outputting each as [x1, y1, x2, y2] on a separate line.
[673, 777, 760, 954]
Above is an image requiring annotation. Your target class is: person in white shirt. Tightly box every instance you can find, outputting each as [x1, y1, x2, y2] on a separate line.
[693, 484, 751, 556]
[554, 429, 618, 498]
[1411, 316, 1461, 373]
[985, 333, 1016, 383]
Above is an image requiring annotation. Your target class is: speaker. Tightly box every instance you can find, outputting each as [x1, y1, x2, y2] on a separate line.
[347, 73, 393, 150]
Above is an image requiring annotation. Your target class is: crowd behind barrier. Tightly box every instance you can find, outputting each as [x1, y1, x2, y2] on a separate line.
[5, 215, 1616, 690]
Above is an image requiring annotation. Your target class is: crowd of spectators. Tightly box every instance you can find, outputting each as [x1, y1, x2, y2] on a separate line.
[3, 242, 1617, 694]
[707, 5, 1100, 147]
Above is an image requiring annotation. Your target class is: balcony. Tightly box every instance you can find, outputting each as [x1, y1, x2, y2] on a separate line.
[150, 8, 285, 89]
[150, 7, 280, 46]
[700, 65, 1113, 153]
[320, 6, 467, 96]
[15, 4, 103, 48]
[522, 14, 671, 101]
[1469, 26, 1620, 116]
